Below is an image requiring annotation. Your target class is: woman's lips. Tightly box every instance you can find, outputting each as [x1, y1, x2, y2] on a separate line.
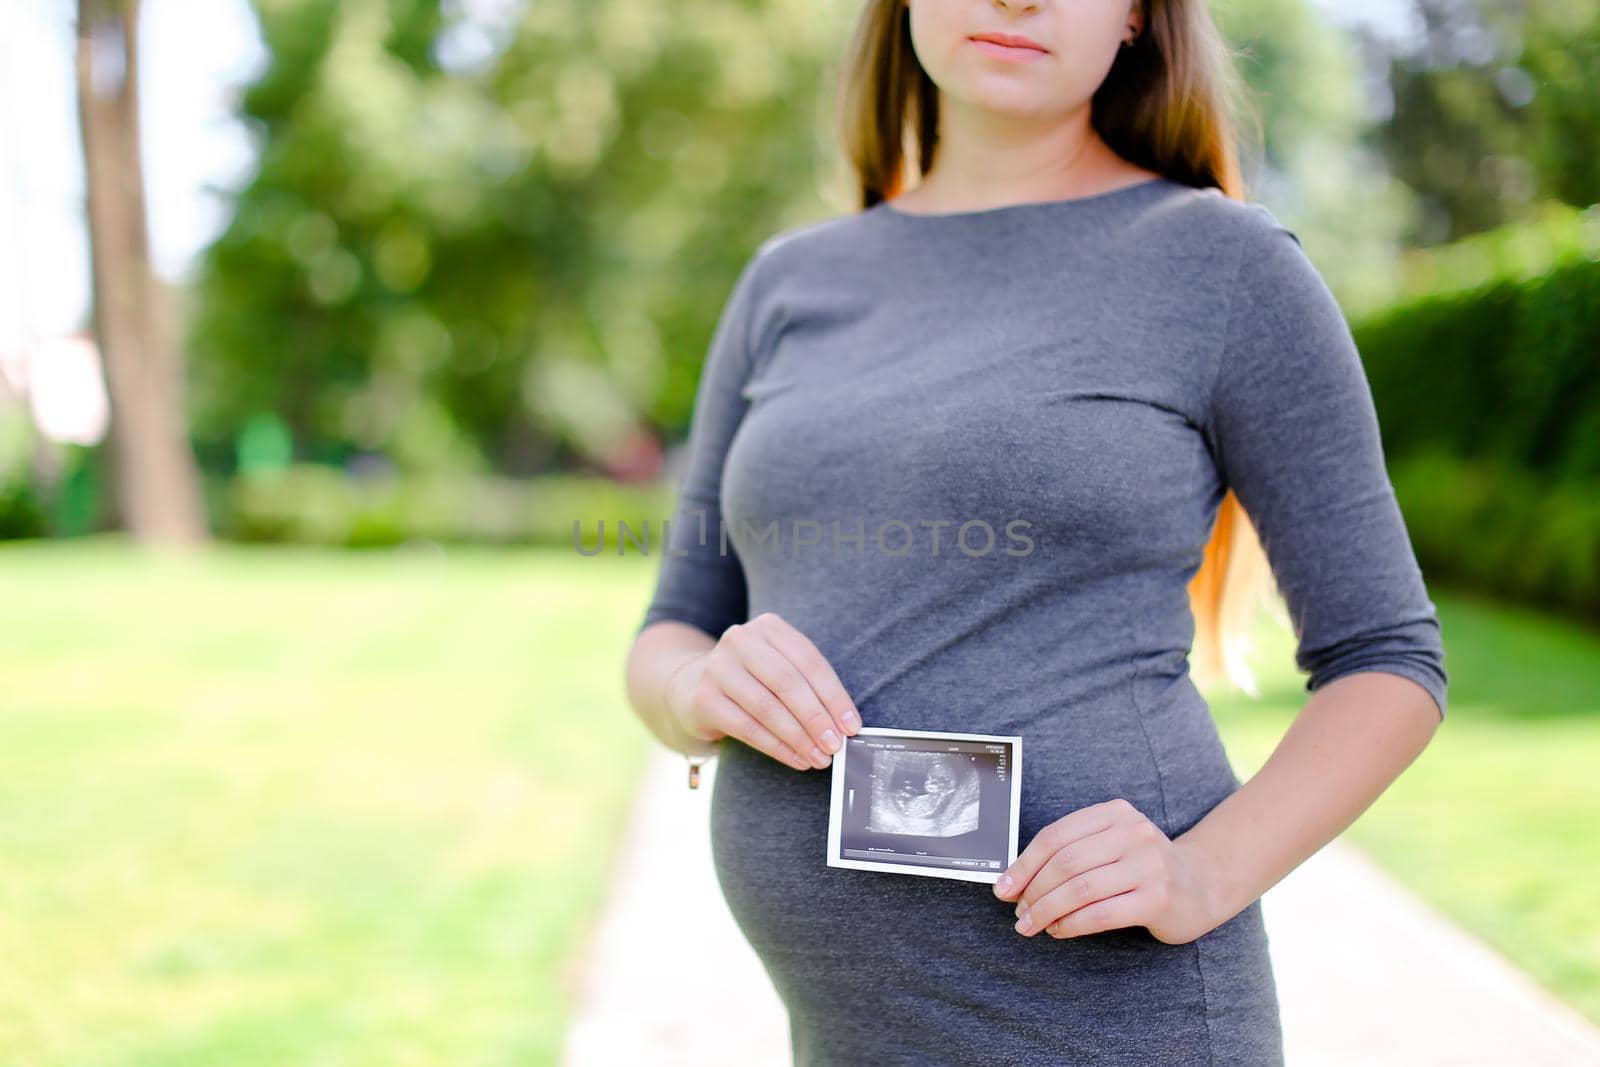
[970, 35, 1048, 62]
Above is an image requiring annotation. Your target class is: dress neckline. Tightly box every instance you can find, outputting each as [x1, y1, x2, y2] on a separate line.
[873, 175, 1179, 224]
[870, 175, 1196, 225]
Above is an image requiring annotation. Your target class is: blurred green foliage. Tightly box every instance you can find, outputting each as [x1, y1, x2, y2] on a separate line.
[0, 443, 103, 540]
[1350, 205, 1600, 619]
[1367, 0, 1600, 244]
[1356, 214, 1600, 482]
[1372, 199, 1600, 314]
[186, 0, 851, 481]
[223, 464, 674, 550]
[1392, 449, 1600, 619]
[0, 474, 47, 539]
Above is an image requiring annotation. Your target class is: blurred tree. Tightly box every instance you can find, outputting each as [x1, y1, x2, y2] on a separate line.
[76, 0, 208, 543]
[1356, 0, 1599, 245]
[187, 0, 838, 478]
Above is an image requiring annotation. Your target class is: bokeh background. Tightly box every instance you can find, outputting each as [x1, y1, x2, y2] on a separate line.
[0, 0, 1597, 1064]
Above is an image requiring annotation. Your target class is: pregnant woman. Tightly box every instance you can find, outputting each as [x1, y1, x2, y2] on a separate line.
[623, 0, 1449, 1063]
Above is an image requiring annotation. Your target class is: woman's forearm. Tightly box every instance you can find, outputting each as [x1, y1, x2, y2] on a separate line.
[1173, 670, 1443, 930]
[625, 620, 722, 758]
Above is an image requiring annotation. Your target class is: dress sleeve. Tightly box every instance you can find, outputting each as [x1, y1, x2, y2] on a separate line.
[1204, 206, 1449, 719]
[635, 247, 768, 641]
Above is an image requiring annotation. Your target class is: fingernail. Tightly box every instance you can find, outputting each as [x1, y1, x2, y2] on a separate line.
[843, 708, 861, 730]
[822, 729, 841, 752]
[1015, 909, 1031, 934]
[811, 746, 829, 767]
[995, 875, 1012, 897]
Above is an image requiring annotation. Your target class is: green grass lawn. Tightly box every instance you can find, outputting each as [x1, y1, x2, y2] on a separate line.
[0, 536, 653, 1067]
[1, 539, 1596, 1065]
[1210, 587, 1600, 1028]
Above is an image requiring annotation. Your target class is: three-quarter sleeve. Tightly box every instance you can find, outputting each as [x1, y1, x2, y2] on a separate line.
[1203, 206, 1449, 719]
[636, 246, 769, 641]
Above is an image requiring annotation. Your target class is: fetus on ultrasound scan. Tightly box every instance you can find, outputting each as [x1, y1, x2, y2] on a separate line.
[868, 750, 982, 837]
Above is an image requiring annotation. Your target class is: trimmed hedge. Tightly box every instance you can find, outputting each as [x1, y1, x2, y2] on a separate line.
[1357, 229, 1600, 483]
[1392, 448, 1600, 620]
[223, 465, 677, 552]
[0, 474, 47, 539]
[1351, 208, 1600, 618]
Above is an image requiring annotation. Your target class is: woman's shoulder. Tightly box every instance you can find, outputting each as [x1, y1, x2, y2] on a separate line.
[1148, 187, 1329, 313]
[1143, 182, 1300, 249]
[720, 210, 872, 313]
[748, 211, 867, 276]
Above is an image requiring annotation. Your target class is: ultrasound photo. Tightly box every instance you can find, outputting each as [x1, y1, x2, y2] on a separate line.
[825, 726, 1022, 884]
[870, 750, 982, 837]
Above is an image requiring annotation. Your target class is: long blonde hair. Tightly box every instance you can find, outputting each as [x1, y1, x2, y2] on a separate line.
[833, 0, 1276, 697]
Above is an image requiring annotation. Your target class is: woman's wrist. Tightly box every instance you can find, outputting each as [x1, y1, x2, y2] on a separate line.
[1171, 829, 1236, 934]
[663, 652, 720, 756]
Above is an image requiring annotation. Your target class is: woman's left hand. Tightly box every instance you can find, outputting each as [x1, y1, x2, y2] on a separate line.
[993, 798, 1220, 945]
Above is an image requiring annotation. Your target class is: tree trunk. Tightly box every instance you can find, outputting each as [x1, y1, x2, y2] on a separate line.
[74, 0, 207, 545]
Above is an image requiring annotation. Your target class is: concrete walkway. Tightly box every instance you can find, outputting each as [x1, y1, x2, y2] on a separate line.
[562, 746, 1600, 1066]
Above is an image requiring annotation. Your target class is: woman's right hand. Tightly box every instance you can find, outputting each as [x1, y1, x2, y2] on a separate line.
[665, 612, 863, 771]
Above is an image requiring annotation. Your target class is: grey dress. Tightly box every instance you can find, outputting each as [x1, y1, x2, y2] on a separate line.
[636, 176, 1448, 1066]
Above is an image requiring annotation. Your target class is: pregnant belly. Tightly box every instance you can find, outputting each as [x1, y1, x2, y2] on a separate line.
[705, 737, 1222, 1056]
[709, 735, 997, 959]
[707, 671, 1240, 956]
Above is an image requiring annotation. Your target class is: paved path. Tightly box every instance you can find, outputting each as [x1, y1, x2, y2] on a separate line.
[562, 745, 1600, 1066]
